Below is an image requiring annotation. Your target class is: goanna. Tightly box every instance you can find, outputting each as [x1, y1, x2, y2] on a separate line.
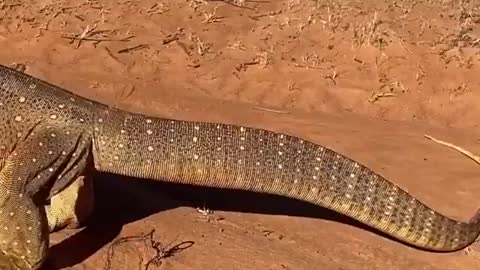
[0, 64, 477, 269]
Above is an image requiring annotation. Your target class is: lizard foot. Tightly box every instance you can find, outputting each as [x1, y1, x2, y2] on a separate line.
[46, 174, 94, 232]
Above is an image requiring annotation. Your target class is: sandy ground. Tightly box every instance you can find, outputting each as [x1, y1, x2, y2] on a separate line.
[1, 0, 480, 269]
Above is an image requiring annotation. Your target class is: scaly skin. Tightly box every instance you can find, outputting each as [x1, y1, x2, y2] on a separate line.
[0, 64, 478, 269]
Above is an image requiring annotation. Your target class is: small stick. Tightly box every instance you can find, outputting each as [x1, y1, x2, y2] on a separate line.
[368, 92, 396, 103]
[253, 107, 290, 114]
[325, 70, 338, 85]
[104, 47, 122, 63]
[293, 63, 324, 69]
[208, 0, 255, 10]
[235, 60, 260, 72]
[424, 134, 480, 165]
[117, 44, 149, 54]
[163, 35, 179, 44]
[61, 35, 134, 42]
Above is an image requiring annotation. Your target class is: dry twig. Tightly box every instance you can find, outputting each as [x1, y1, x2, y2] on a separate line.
[424, 134, 480, 165]
[235, 59, 260, 72]
[117, 44, 149, 54]
[202, 6, 223, 23]
[253, 107, 290, 114]
[62, 25, 133, 48]
[368, 92, 396, 103]
[325, 70, 338, 85]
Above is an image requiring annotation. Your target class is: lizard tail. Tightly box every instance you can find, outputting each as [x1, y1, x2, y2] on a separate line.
[91, 108, 480, 252]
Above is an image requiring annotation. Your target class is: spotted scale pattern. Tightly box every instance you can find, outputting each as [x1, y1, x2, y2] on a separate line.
[93, 108, 480, 252]
[0, 65, 95, 269]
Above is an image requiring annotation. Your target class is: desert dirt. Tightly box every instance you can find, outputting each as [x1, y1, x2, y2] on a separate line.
[1, 0, 480, 269]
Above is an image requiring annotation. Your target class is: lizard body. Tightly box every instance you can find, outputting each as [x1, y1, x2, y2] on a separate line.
[0, 64, 478, 269]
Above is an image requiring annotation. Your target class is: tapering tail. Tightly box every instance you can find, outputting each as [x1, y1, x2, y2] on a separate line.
[91, 107, 480, 252]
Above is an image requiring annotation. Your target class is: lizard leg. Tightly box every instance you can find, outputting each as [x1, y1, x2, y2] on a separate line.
[45, 174, 94, 233]
[0, 195, 48, 270]
[0, 122, 90, 269]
